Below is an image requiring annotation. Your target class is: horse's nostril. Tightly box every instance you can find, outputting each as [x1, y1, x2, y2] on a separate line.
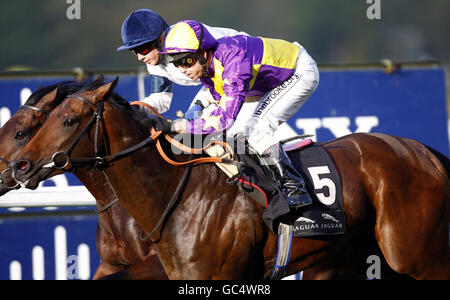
[16, 160, 30, 172]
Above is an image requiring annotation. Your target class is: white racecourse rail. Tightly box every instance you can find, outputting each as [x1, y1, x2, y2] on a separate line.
[0, 186, 96, 208]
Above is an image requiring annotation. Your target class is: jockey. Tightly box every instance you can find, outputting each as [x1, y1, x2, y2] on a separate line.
[117, 9, 248, 119]
[160, 20, 320, 209]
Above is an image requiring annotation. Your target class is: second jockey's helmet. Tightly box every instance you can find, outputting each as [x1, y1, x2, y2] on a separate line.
[117, 9, 169, 51]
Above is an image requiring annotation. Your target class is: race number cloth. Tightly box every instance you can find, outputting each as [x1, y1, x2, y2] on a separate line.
[287, 142, 346, 237]
[234, 141, 345, 237]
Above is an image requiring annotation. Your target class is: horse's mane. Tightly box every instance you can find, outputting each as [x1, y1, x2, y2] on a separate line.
[25, 80, 86, 108]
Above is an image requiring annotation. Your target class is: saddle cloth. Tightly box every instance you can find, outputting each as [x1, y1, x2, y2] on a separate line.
[207, 139, 346, 237]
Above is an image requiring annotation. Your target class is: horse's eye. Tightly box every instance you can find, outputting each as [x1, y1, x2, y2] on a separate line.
[15, 131, 27, 140]
[63, 119, 76, 127]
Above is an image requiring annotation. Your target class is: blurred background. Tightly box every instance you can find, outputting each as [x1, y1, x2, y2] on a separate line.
[0, 0, 448, 70]
[1, 0, 449, 104]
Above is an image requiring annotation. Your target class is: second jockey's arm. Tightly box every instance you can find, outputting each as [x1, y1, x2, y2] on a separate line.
[141, 75, 173, 113]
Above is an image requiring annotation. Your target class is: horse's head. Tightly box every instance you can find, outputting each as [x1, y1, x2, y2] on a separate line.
[10, 77, 119, 189]
[0, 80, 87, 194]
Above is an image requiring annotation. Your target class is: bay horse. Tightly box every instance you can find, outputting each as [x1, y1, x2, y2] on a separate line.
[0, 79, 167, 280]
[10, 78, 449, 279]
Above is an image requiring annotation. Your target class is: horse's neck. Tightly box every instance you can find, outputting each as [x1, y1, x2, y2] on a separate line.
[102, 102, 169, 178]
[98, 103, 183, 235]
[74, 167, 118, 209]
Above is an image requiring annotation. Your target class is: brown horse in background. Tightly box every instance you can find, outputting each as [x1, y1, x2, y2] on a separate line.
[0, 79, 167, 280]
[11, 78, 449, 279]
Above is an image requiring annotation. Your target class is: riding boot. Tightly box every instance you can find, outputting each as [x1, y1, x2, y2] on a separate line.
[259, 144, 312, 209]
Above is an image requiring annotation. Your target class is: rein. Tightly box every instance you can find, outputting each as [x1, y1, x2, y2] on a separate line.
[130, 101, 237, 167]
[44, 97, 230, 170]
[0, 157, 9, 165]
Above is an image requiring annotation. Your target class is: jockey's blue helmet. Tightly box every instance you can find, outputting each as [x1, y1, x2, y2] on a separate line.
[117, 9, 169, 51]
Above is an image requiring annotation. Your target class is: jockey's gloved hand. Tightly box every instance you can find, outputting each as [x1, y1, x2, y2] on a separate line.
[154, 117, 173, 133]
[184, 100, 205, 120]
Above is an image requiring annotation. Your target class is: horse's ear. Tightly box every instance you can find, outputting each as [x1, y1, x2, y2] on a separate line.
[94, 74, 105, 84]
[38, 87, 59, 108]
[93, 77, 119, 104]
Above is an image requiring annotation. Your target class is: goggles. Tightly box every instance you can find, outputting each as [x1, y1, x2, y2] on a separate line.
[171, 53, 198, 68]
[132, 41, 158, 56]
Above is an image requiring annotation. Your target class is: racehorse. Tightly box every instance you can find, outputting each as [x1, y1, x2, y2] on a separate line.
[10, 78, 450, 279]
[0, 79, 167, 280]
[0, 80, 353, 280]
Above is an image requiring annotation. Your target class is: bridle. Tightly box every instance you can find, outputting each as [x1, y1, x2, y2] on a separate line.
[41, 95, 105, 170]
[19, 104, 49, 120]
[0, 105, 49, 189]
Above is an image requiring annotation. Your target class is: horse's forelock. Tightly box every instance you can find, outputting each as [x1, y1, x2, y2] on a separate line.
[53, 81, 87, 107]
